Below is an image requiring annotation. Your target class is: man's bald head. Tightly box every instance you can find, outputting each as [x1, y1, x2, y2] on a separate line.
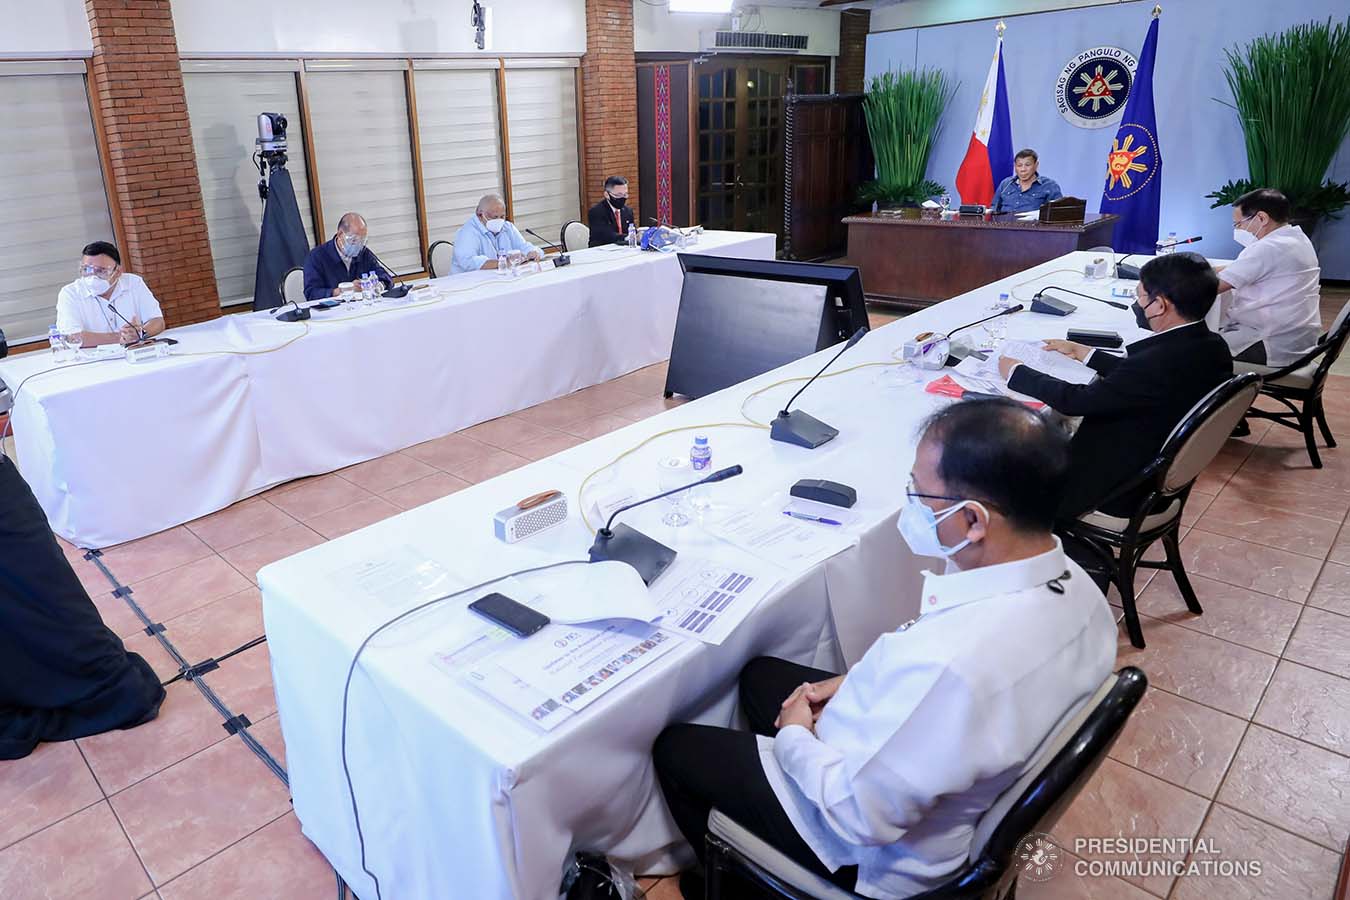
[476, 194, 506, 221]
[337, 212, 367, 236]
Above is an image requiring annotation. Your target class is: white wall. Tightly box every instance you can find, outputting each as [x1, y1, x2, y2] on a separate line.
[871, 0, 1127, 32]
[170, 0, 586, 57]
[0, 0, 91, 58]
[634, 3, 840, 56]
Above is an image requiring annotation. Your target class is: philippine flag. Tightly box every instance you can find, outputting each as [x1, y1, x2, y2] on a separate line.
[954, 37, 1014, 206]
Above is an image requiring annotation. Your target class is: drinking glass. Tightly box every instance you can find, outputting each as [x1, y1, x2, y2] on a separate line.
[62, 331, 84, 361]
[657, 457, 692, 527]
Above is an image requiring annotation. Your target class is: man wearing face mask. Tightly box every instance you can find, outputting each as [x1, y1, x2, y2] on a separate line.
[55, 241, 166, 347]
[997, 252, 1232, 518]
[302, 212, 393, 301]
[1212, 189, 1322, 367]
[653, 399, 1116, 900]
[450, 193, 542, 274]
[586, 175, 636, 247]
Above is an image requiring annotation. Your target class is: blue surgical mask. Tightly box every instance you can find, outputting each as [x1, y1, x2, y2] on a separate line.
[897, 494, 986, 559]
[342, 236, 365, 258]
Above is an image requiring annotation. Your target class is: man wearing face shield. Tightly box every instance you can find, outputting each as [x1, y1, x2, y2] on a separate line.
[998, 252, 1232, 518]
[1212, 189, 1322, 367]
[55, 241, 166, 346]
[302, 212, 393, 301]
[586, 175, 635, 247]
[653, 400, 1115, 900]
[450, 193, 542, 274]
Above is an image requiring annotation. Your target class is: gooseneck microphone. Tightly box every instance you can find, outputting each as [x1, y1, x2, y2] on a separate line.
[106, 301, 180, 345]
[589, 464, 744, 584]
[524, 228, 571, 267]
[365, 247, 410, 298]
[1033, 285, 1129, 310]
[771, 327, 868, 449]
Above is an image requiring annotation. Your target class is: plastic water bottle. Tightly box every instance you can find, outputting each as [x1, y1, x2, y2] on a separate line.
[1163, 232, 1177, 255]
[626, 224, 638, 248]
[48, 324, 64, 360]
[689, 434, 711, 472]
[497, 252, 509, 277]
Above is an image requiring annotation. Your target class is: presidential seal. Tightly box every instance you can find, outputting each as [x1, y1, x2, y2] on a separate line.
[1016, 832, 1066, 882]
[1055, 46, 1138, 128]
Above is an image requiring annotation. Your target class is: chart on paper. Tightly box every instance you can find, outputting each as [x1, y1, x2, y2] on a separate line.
[652, 556, 779, 645]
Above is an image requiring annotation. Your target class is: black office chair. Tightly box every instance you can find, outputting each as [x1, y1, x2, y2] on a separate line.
[1057, 373, 1261, 648]
[427, 240, 454, 278]
[1238, 300, 1350, 468]
[703, 668, 1149, 900]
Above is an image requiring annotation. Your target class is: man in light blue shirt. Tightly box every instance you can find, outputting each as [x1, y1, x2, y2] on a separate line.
[450, 193, 542, 274]
[991, 148, 1063, 214]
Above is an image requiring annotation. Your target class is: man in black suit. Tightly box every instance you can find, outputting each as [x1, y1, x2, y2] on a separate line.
[586, 175, 635, 247]
[998, 252, 1233, 518]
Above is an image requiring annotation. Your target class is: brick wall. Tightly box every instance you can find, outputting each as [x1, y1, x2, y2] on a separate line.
[580, 0, 639, 209]
[85, 0, 219, 326]
[836, 9, 872, 94]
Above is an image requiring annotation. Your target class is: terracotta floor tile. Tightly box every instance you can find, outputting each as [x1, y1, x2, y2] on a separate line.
[1331, 523, 1350, 566]
[647, 874, 686, 900]
[91, 582, 149, 640]
[1222, 468, 1350, 523]
[568, 381, 645, 412]
[1308, 561, 1350, 616]
[184, 498, 297, 553]
[1107, 688, 1246, 798]
[612, 395, 688, 423]
[203, 644, 277, 722]
[1254, 660, 1350, 757]
[100, 528, 214, 584]
[120, 630, 183, 683]
[0, 741, 103, 849]
[304, 496, 401, 539]
[1016, 850, 1157, 900]
[126, 556, 253, 628]
[512, 395, 595, 430]
[157, 813, 334, 900]
[246, 714, 287, 771]
[1054, 758, 1210, 896]
[513, 431, 586, 461]
[460, 415, 559, 450]
[403, 432, 494, 471]
[1283, 606, 1350, 679]
[450, 449, 530, 484]
[381, 472, 472, 510]
[1115, 618, 1276, 718]
[1172, 804, 1341, 900]
[1241, 444, 1350, 493]
[110, 736, 292, 885]
[1216, 724, 1350, 851]
[558, 413, 635, 440]
[1179, 490, 1216, 528]
[162, 588, 264, 667]
[220, 523, 326, 584]
[611, 365, 670, 396]
[0, 802, 152, 900]
[78, 682, 228, 796]
[1194, 441, 1256, 494]
[1135, 573, 1302, 656]
[1177, 529, 1323, 602]
[336, 452, 437, 494]
[1194, 493, 1339, 560]
[265, 474, 374, 521]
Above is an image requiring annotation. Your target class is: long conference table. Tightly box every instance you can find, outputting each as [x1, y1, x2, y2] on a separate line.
[260, 251, 1163, 900]
[0, 232, 774, 548]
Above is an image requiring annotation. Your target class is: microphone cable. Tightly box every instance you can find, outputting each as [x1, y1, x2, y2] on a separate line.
[339, 558, 592, 900]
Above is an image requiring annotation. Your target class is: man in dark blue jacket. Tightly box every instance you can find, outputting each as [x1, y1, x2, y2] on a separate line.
[302, 212, 394, 300]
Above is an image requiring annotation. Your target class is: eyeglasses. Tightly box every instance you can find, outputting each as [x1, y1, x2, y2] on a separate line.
[905, 478, 963, 504]
[79, 264, 117, 277]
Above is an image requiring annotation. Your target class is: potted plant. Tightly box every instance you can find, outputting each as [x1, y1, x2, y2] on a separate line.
[1207, 16, 1350, 232]
[861, 68, 956, 215]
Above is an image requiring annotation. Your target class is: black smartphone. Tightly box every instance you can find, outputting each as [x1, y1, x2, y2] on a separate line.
[468, 592, 550, 637]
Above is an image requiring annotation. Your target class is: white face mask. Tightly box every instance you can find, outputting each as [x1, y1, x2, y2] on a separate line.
[484, 217, 507, 235]
[897, 494, 987, 559]
[81, 275, 111, 296]
[1233, 227, 1258, 248]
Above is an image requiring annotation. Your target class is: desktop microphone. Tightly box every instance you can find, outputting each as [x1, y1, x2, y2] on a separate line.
[936, 303, 1025, 366]
[106, 302, 181, 345]
[771, 327, 867, 449]
[524, 228, 571, 267]
[589, 464, 743, 584]
[365, 248, 410, 298]
[1033, 285, 1129, 310]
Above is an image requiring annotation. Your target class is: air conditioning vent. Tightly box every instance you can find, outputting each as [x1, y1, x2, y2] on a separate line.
[703, 31, 809, 52]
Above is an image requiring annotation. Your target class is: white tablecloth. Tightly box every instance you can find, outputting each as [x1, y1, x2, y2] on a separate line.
[0, 233, 774, 548]
[261, 251, 1166, 900]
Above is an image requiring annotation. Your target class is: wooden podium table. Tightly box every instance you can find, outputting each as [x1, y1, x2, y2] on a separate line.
[843, 210, 1120, 308]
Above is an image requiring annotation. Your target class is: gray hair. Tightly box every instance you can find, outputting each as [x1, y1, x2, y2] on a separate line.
[475, 194, 505, 216]
[337, 212, 367, 233]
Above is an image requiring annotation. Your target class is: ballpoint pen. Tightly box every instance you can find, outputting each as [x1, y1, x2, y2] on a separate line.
[783, 510, 842, 526]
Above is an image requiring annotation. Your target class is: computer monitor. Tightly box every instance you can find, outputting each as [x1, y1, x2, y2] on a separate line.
[665, 255, 869, 399]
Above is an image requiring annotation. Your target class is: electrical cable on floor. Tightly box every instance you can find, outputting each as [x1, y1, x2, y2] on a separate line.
[159, 635, 267, 687]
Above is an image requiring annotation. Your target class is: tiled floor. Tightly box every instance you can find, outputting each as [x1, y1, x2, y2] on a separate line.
[3, 300, 1349, 900]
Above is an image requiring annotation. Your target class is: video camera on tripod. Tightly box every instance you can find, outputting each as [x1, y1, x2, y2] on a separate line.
[255, 113, 289, 200]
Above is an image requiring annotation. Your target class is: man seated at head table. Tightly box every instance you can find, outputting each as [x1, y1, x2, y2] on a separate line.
[56, 241, 166, 347]
[450, 193, 543, 274]
[653, 399, 1116, 900]
[302, 212, 394, 301]
[997, 252, 1233, 520]
[586, 175, 636, 247]
[990, 148, 1063, 214]
[1213, 188, 1322, 368]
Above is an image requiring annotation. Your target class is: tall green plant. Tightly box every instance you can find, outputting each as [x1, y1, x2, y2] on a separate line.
[861, 68, 955, 206]
[1208, 17, 1350, 220]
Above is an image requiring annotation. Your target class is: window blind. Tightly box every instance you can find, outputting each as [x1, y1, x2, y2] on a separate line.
[504, 66, 581, 245]
[0, 69, 114, 344]
[182, 70, 316, 307]
[413, 67, 504, 246]
[306, 68, 423, 274]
